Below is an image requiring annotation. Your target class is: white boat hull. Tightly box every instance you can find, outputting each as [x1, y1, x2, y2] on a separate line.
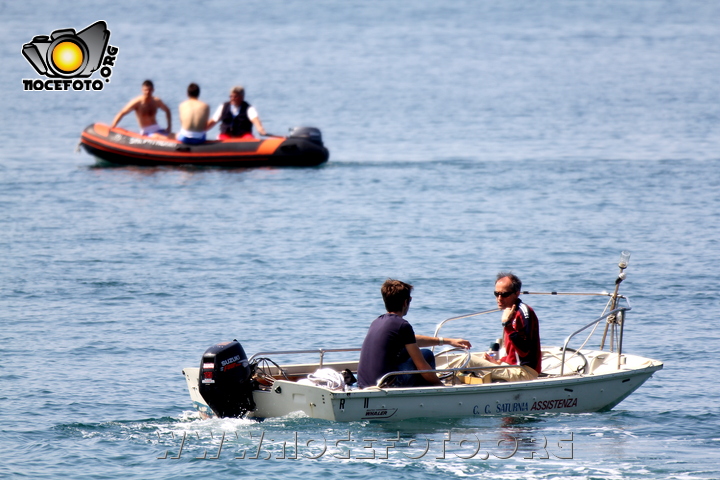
[183, 350, 662, 422]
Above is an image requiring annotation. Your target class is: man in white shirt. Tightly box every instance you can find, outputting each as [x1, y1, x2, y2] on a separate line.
[206, 86, 267, 140]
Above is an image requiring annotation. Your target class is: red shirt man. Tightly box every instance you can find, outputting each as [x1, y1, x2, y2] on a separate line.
[487, 273, 542, 374]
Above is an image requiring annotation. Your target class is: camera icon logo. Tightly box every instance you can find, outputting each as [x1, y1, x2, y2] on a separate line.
[22, 21, 110, 78]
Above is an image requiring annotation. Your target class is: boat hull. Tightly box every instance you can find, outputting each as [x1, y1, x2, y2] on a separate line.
[79, 123, 329, 168]
[182, 351, 663, 422]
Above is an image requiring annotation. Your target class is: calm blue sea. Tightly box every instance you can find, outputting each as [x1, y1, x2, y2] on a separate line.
[2, 1, 719, 478]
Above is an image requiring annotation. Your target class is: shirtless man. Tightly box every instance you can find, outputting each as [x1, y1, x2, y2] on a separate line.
[176, 83, 210, 145]
[110, 80, 171, 137]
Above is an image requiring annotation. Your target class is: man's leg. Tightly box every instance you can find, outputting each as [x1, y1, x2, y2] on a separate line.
[442, 353, 538, 382]
[394, 349, 436, 387]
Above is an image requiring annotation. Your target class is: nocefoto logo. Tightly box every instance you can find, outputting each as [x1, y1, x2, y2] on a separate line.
[21, 20, 119, 92]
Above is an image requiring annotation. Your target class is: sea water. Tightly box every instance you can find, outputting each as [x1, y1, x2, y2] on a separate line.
[1, 1, 719, 478]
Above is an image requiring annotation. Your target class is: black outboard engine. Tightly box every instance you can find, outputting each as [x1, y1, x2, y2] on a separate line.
[198, 340, 256, 418]
[288, 126, 323, 146]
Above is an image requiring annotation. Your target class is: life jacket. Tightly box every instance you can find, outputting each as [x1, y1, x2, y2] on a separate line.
[219, 101, 253, 137]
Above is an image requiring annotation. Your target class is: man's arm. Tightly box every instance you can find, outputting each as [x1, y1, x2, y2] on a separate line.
[110, 97, 140, 129]
[251, 117, 267, 136]
[405, 343, 443, 386]
[415, 334, 471, 349]
[206, 104, 223, 131]
[157, 98, 172, 132]
[506, 309, 533, 354]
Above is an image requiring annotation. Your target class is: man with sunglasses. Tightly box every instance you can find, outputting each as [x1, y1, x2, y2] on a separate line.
[441, 272, 541, 382]
[357, 279, 471, 388]
[489, 273, 542, 380]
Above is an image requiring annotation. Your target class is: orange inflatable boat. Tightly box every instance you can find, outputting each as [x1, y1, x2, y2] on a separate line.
[79, 124, 329, 167]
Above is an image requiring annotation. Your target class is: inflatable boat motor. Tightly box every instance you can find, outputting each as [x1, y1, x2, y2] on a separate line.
[198, 340, 256, 418]
[288, 126, 323, 146]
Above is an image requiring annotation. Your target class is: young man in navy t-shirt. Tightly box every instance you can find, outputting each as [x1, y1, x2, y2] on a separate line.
[357, 279, 472, 388]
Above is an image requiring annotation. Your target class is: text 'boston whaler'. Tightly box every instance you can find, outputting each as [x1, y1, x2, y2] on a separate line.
[182, 253, 663, 422]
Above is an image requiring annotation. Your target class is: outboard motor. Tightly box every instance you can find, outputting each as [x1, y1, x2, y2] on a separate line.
[288, 126, 323, 146]
[198, 340, 256, 418]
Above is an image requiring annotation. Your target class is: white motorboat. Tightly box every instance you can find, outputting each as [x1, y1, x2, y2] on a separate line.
[182, 255, 663, 422]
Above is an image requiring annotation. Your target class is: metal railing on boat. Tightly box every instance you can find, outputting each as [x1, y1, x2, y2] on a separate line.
[376, 363, 532, 388]
[432, 295, 633, 376]
[249, 348, 361, 369]
[558, 301, 631, 375]
[250, 295, 632, 381]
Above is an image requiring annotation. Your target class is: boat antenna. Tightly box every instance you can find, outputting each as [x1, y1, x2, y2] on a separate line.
[521, 291, 611, 296]
[600, 251, 630, 351]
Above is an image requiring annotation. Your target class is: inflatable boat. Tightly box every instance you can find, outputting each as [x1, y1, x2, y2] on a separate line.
[79, 123, 329, 168]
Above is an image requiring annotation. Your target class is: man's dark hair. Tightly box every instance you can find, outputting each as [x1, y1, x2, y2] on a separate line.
[497, 272, 522, 293]
[142, 79, 154, 89]
[187, 83, 200, 98]
[381, 279, 413, 313]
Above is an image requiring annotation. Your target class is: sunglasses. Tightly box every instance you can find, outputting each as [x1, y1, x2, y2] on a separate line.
[493, 291, 515, 298]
